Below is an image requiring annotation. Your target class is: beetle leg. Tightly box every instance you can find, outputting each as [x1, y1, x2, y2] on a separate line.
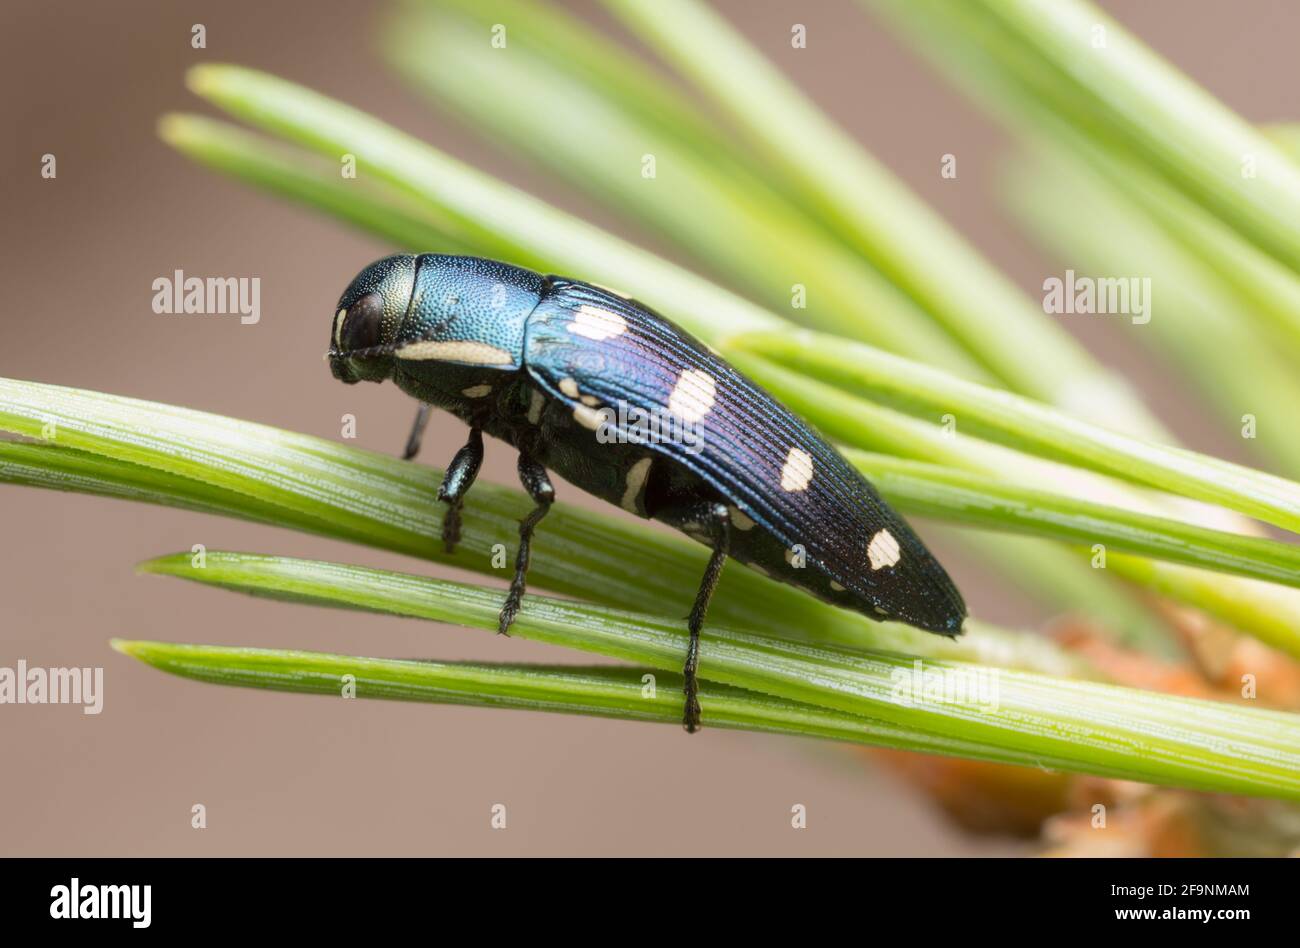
[683, 502, 730, 733]
[401, 403, 433, 461]
[654, 500, 731, 733]
[497, 453, 554, 635]
[435, 426, 483, 553]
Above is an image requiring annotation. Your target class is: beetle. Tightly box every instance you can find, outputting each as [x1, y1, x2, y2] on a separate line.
[328, 254, 966, 732]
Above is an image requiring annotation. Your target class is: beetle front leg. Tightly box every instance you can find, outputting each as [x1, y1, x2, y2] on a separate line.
[435, 425, 483, 553]
[402, 403, 433, 461]
[497, 453, 554, 635]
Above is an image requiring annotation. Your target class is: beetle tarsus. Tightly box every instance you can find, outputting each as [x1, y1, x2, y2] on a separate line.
[498, 453, 554, 635]
[441, 503, 463, 554]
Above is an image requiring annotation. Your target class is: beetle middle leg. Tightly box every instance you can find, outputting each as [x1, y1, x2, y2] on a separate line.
[497, 452, 554, 635]
[435, 425, 483, 553]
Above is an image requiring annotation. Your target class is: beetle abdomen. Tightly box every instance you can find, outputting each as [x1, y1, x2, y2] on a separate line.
[522, 278, 966, 635]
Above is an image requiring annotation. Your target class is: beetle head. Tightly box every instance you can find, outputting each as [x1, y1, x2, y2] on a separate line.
[328, 254, 418, 384]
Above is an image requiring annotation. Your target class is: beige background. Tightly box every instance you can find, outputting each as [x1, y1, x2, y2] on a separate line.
[1, 0, 1292, 855]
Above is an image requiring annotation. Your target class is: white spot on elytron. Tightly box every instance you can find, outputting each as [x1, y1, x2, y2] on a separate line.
[830, 580, 845, 592]
[527, 388, 545, 425]
[780, 447, 814, 492]
[334, 308, 347, 348]
[621, 457, 653, 514]
[728, 507, 755, 531]
[558, 377, 580, 398]
[573, 404, 603, 430]
[394, 340, 513, 365]
[580, 394, 600, 407]
[867, 529, 902, 570]
[667, 369, 716, 422]
[567, 304, 627, 341]
[461, 384, 492, 398]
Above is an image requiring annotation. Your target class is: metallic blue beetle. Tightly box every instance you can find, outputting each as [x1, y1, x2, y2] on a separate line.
[329, 254, 966, 732]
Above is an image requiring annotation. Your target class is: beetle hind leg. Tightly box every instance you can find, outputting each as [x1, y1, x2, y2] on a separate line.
[497, 452, 554, 635]
[659, 500, 731, 734]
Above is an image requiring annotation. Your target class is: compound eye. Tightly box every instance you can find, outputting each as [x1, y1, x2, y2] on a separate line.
[340, 292, 385, 353]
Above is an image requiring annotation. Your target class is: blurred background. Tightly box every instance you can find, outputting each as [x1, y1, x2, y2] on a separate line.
[2, 0, 1297, 855]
